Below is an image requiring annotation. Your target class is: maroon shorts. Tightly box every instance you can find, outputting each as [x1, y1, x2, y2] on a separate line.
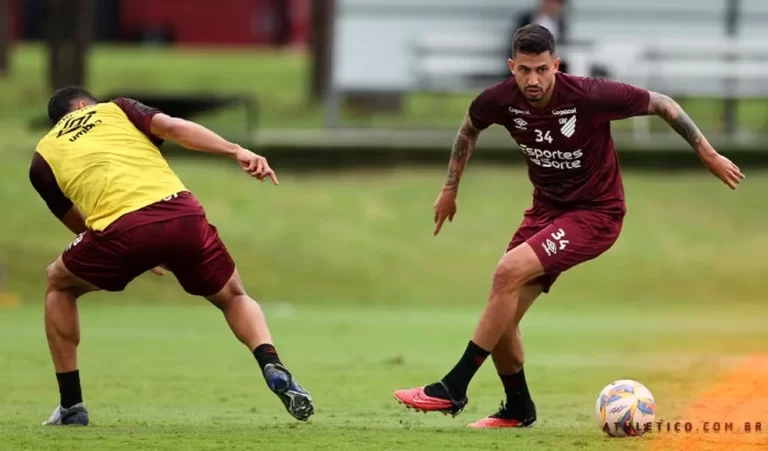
[506, 205, 623, 293]
[61, 193, 235, 296]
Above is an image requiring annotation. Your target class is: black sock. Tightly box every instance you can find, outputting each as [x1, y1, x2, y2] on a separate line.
[426, 341, 490, 401]
[56, 370, 83, 409]
[253, 344, 282, 373]
[500, 367, 532, 404]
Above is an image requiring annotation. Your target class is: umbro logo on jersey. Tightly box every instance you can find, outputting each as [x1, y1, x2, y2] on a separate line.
[57, 110, 102, 143]
[514, 118, 528, 130]
[57, 111, 96, 138]
[560, 115, 577, 138]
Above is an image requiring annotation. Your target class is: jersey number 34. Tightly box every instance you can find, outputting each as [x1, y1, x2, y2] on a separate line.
[535, 129, 553, 144]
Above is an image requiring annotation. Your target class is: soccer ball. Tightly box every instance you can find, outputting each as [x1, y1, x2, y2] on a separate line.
[595, 379, 656, 437]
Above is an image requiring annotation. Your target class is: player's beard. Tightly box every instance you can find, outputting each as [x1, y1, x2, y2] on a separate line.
[524, 82, 551, 102]
[524, 88, 544, 102]
[525, 92, 542, 101]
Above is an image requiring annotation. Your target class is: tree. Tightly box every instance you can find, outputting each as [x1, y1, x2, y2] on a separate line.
[0, 0, 9, 75]
[309, 0, 334, 103]
[47, 0, 94, 91]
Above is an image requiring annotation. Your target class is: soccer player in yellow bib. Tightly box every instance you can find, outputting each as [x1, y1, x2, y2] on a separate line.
[31, 87, 313, 426]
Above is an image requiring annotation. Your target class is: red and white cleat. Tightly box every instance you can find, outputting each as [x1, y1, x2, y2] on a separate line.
[393, 384, 467, 417]
[467, 401, 537, 429]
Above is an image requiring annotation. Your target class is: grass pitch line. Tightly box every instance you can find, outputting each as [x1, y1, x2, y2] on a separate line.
[648, 354, 768, 451]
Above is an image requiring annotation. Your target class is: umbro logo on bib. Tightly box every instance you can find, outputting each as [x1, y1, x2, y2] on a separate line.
[57, 110, 103, 143]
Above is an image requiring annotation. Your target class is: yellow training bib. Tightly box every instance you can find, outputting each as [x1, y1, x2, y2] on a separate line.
[35, 102, 186, 231]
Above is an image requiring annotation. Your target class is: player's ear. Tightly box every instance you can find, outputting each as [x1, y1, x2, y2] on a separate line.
[76, 100, 88, 110]
[507, 58, 515, 74]
[553, 57, 561, 72]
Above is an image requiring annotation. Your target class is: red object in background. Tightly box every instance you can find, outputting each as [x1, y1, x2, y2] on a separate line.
[120, 0, 312, 47]
[289, 0, 312, 48]
[4, 0, 312, 47]
[7, 0, 20, 40]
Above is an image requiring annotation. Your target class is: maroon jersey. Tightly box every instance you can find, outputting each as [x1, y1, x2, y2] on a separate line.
[469, 72, 650, 216]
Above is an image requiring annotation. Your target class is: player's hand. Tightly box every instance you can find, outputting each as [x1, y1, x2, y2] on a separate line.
[150, 265, 169, 276]
[701, 151, 744, 190]
[235, 148, 279, 185]
[433, 189, 458, 236]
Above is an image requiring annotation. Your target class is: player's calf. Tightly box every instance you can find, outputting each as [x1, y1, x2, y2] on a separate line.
[205, 274, 314, 421]
[394, 245, 544, 417]
[472, 244, 544, 352]
[43, 257, 98, 427]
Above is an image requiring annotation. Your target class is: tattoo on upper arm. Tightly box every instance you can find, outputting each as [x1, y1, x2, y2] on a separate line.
[649, 92, 704, 151]
[444, 116, 481, 191]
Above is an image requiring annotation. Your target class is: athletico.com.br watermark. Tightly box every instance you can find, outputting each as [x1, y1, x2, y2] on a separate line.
[615, 421, 764, 434]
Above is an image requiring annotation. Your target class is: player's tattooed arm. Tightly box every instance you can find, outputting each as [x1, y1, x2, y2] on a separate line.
[443, 115, 481, 193]
[647, 92, 708, 155]
[647, 91, 745, 189]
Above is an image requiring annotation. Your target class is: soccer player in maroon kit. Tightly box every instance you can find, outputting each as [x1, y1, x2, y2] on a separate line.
[393, 24, 744, 428]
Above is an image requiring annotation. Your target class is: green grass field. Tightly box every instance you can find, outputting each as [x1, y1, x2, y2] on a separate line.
[2, 43, 768, 449]
[2, 140, 768, 449]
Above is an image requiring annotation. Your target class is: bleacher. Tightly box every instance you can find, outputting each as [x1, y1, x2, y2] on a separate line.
[333, 0, 768, 137]
[413, 0, 740, 90]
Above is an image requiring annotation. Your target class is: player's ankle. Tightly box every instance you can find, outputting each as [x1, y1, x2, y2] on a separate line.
[499, 367, 531, 402]
[252, 343, 282, 373]
[56, 370, 83, 409]
[425, 380, 467, 403]
[437, 340, 489, 400]
[424, 382, 449, 399]
[505, 394, 534, 406]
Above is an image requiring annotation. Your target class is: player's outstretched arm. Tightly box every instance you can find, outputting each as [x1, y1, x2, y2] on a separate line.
[149, 113, 278, 184]
[433, 114, 482, 236]
[647, 92, 744, 189]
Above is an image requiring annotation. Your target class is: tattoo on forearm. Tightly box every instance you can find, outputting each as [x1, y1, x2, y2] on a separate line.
[444, 117, 480, 191]
[445, 168, 460, 191]
[650, 92, 704, 152]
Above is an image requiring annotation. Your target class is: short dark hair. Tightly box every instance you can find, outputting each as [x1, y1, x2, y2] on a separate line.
[512, 24, 556, 57]
[47, 86, 98, 125]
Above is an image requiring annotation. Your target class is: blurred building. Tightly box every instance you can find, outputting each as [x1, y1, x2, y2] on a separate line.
[6, 0, 313, 47]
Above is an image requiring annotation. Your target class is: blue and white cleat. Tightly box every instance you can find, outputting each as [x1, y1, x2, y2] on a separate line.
[41, 403, 89, 426]
[263, 363, 314, 421]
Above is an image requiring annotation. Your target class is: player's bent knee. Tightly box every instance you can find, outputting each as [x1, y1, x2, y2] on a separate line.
[205, 269, 247, 310]
[45, 257, 97, 297]
[493, 243, 545, 292]
[45, 260, 69, 291]
[44, 295, 80, 345]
